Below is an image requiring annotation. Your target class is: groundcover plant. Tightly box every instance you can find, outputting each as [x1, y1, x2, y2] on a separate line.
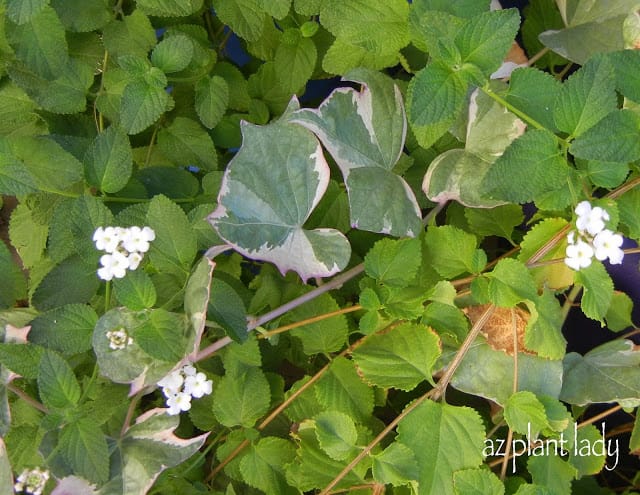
[1, 0, 640, 493]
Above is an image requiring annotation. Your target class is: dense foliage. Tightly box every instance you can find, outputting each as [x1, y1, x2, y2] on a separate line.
[1, 0, 640, 494]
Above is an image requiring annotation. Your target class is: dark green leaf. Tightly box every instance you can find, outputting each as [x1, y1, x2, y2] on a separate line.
[487, 258, 537, 307]
[364, 237, 422, 287]
[84, 126, 133, 194]
[0, 240, 26, 309]
[136, 0, 203, 17]
[0, 343, 44, 379]
[37, 350, 81, 409]
[208, 277, 248, 343]
[151, 34, 193, 73]
[195, 75, 229, 129]
[424, 225, 483, 278]
[506, 67, 561, 132]
[575, 261, 613, 324]
[29, 304, 97, 356]
[113, 270, 157, 310]
[157, 117, 218, 170]
[60, 418, 109, 484]
[120, 70, 171, 134]
[134, 309, 188, 362]
[212, 368, 271, 427]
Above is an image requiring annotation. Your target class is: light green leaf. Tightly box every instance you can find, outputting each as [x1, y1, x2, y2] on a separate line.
[184, 256, 215, 353]
[84, 126, 133, 194]
[314, 410, 358, 461]
[212, 368, 271, 427]
[575, 261, 613, 324]
[322, 38, 401, 75]
[101, 409, 207, 495]
[481, 130, 569, 204]
[209, 98, 350, 282]
[37, 350, 81, 409]
[136, 0, 203, 17]
[0, 239, 26, 309]
[315, 357, 374, 423]
[293, 68, 421, 237]
[424, 225, 483, 278]
[619, 188, 640, 239]
[221, 335, 262, 376]
[487, 258, 537, 307]
[6, 5, 69, 79]
[66, 194, 114, 264]
[465, 205, 524, 244]
[213, 62, 250, 111]
[8, 203, 47, 269]
[151, 34, 193, 73]
[101, 10, 157, 59]
[213, 0, 266, 42]
[28, 304, 97, 357]
[409, 9, 465, 58]
[51, 0, 110, 31]
[0, 439, 13, 495]
[0, 82, 42, 137]
[208, 277, 248, 343]
[157, 117, 217, 171]
[352, 323, 441, 391]
[0, 343, 44, 379]
[506, 67, 561, 132]
[120, 73, 171, 135]
[423, 302, 470, 342]
[195, 75, 229, 129]
[364, 237, 422, 287]
[398, 401, 485, 495]
[134, 309, 189, 362]
[570, 109, 640, 163]
[454, 468, 505, 495]
[293, 0, 320, 15]
[0, 140, 38, 195]
[504, 391, 550, 438]
[528, 454, 576, 495]
[524, 290, 567, 360]
[274, 29, 317, 93]
[6, 0, 49, 25]
[372, 441, 419, 487]
[560, 339, 640, 405]
[60, 418, 109, 484]
[567, 424, 607, 477]
[605, 291, 634, 332]
[239, 437, 297, 495]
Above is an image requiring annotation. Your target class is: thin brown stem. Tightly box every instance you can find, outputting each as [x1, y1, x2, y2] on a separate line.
[120, 391, 143, 437]
[7, 384, 48, 414]
[258, 305, 362, 338]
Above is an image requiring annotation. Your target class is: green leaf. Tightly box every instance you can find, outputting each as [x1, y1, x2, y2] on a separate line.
[454, 469, 505, 495]
[619, 188, 640, 239]
[151, 34, 193, 73]
[9, 203, 48, 269]
[213, 0, 266, 42]
[6, 0, 49, 25]
[314, 410, 358, 461]
[7, 5, 69, 79]
[553, 56, 617, 138]
[120, 69, 171, 134]
[0, 438, 13, 495]
[567, 423, 607, 477]
[37, 350, 81, 409]
[364, 237, 422, 287]
[157, 117, 217, 171]
[101, 10, 157, 59]
[398, 401, 485, 495]
[50, 0, 110, 32]
[455, 8, 520, 76]
[208, 277, 248, 343]
[528, 454, 576, 495]
[146, 194, 197, 276]
[60, 418, 109, 484]
[504, 391, 550, 438]
[31, 256, 100, 311]
[274, 30, 317, 93]
[487, 258, 537, 307]
[113, 269, 157, 311]
[608, 49, 640, 102]
[465, 205, 524, 244]
[195, 75, 229, 129]
[0, 343, 44, 379]
[0, 140, 38, 195]
[424, 225, 483, 278]
[28, 304, 97, 357]
[134, 309, 189, 362]
[372, 441, 419, 487]
[506, 67, 561, 132]
[423, 302, 470, 342]
[481, 130, 569, 204]
[212, 367, 271, 427]
[239, 437, 297, 495]
[605, 291, 634, 332]
[560, 339, 640, 405]
[136, 0, 203, 17]
[352, 323, 441, 391]
[575, 261, 614, 324]
[631, 414, 640, 453]
[570, 109, 640, 163]
[293, 68, 421, 237]
[184, 256, 215, 352]
[524, 290, 567, 360]
[213, 62, 250, 111]
[286, 293, 348, 355]
[521, 0, 566, 70]
[407, 61, 468, 147]
[84, 126, 133, 194]
[209, 98, 350, 282]
[315, 357, 374, 423]
[0, 240, 26, 309]
[0, 81, 42, 137]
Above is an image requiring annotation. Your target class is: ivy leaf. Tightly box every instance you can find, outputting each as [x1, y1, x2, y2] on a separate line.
[101, 409, 208, 495]
[151, 34, 193, 73]
[136, 0, 203, 17]
[83, 126, 133, 194]
[453, 469, 505, 495]
[28, 304, 97, 357]
[424, 225, 484, 278]
[213, 0, 266, 42]
[560, 339, 640, 405]
[37, 350, 81, 409]
[212, 368, 271, 427]
[239, 437, 297, 495]
[398, 401, 485, 495]
[293, 68, 421, 237]
[371, 441, 419, 487]
[364, 237, 422, 287]
[209, 98, 350, 282]
[486, 258, 537, 307]
[575, 261, 613, 324]
[481, 130, 569, 204]
[60, 418, 109, 484]
[553, 56, 617, 138]
[314, 410, 358, 461]
[504, 391, 550, 438]
[157, 117, 217, 171]
[195, 75, 229, 129]
[120, 68, 171, 135]
[352, 323, 441, 391]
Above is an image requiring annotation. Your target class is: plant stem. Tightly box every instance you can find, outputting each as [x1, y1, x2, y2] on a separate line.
[7, 384, 48, 414]
[120, 391, 142, 437]
[258, 305, 362, 339]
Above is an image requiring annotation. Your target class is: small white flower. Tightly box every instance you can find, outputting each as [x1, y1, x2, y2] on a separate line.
[158, 370, 185, 397]
[166, 392, 192, 415]
[575, 202, 609, 236]
[567, 231, 576, 245]
[14, 467, 49, 495]
[565, 240, 594, 271]
[593, 229, 624, 264]
[97, 252, 130, 280]
[127, 251, 143, 271]
[182, 364, 197, 377]
[184, 372, 213, 398]
[106, 328, 133, 350]
[93, 226, 121, 253]
[121, 226, 155, 253]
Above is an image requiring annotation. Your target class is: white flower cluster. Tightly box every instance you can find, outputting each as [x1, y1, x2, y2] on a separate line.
[93, 226, 156, 281]
[157, 364, 213, 415]
[14, 467, 49, 495]
[106, 328, 133, 350]
[565, 201, 624, 271]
